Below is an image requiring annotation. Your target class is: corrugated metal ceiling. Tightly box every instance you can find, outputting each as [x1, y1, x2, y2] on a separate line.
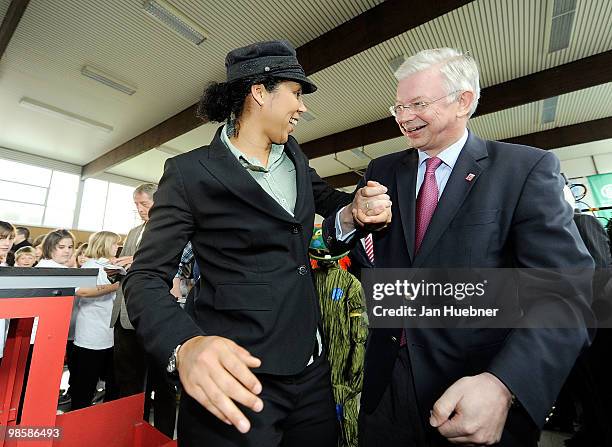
[292, 0, 612, 143]
[0, 0, 610, 183]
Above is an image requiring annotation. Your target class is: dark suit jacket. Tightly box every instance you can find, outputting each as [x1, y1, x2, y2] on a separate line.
[323, 131, 593, 429]
[123, 127, 351, 376]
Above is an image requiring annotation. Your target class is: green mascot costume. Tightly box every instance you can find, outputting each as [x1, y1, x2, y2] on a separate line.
[309, 227, 368, 447]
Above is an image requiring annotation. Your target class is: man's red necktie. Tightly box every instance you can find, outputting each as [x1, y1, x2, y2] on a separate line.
[400, 157, 442, 346]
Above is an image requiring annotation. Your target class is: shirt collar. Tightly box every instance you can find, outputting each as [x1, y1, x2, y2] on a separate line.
[417, 129, 469, 169]
[221, 122, 285, 170]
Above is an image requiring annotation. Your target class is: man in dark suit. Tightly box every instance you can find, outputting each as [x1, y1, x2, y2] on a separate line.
[323, 48, 593, 446]
[111, 182, 156, 394]
[123, 41, 390, 446]
[110, 183, 178, 438]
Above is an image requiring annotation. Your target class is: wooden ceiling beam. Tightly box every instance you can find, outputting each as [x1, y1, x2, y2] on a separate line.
[324, 117, 612, 188]
[502, 117, 612, 150]
[0, 0, 31, 61]
[82, 0, 475, 178]
[82, 104, 199, 179]
[301, 50, 612, 159]
[296, 0, 475, 74]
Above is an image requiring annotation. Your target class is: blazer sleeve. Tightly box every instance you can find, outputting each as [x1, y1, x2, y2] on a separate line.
[123, 157, 205, 369]
[487, 151, 594, 427]
[321, 163, 371, 254]
[307, 161, 352, 217]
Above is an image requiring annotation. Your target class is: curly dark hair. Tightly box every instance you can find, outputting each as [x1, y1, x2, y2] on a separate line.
[196, 75, 283, 132]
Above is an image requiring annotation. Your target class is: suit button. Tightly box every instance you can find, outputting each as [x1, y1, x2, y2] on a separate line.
[391, 336, 398, 343]
[298, 265, 308, 275]
[291, 225, 301, 234]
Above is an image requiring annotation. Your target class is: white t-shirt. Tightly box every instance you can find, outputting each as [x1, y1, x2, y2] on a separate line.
[73, 258, 115, 350]
[35, 259, 77, 343]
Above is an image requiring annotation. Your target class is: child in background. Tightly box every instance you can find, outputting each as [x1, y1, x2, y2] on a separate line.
[14, 246, 36, 267]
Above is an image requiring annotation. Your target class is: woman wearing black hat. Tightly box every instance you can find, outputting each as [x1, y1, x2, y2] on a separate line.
[123, 40, 391, 446]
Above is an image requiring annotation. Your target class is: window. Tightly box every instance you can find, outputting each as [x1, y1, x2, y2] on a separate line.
[44, 171, 80, 227]
[0, 159, 79, 227]
[77, 179, 108, 231]
[104, 183, 140, 233]
[0, 157, 142, 233]
[77, 179, 140, 234]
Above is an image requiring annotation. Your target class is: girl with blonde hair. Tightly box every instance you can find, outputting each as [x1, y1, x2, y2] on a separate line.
[71, 231, 121, 410]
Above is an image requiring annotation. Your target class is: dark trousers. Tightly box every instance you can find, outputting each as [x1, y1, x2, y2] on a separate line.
[113, 324, 177, 438]
[358, 347, 539, 447]
[66, 340, 76, 391]
[113, 324, 147, 396]
[557, 328, 612, 444]
[70, 346, 116, 410]
[144, 359, 178, 438]
[177, 353, 338, 447]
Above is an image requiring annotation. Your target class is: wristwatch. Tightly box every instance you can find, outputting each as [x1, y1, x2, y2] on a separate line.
[166, 344, 182, 374]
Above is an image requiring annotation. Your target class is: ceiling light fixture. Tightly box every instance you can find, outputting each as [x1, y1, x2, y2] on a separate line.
[541, 96, 559, 124]
[333, 153, 365, 176]
[81, 66, 137, 95]
[388, 55, 407, 74]
[143, 0, 207, 46]
[301, 110, 317, 122]
[155, 145, 183, 156]
[350, 147, 372, 161]
[19, 97, 113, 133]
[548, 0, 577, 53]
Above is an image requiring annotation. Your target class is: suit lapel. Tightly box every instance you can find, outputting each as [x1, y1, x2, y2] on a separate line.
[395, 150, 418, 263]
[285, 138, 308, 220]
[124, 223, 143, 256]
[413, 133, 489, 267]
[200, 127, 297, 223]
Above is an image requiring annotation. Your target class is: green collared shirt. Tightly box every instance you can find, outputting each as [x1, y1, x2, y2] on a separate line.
[222, 123, 297, 216]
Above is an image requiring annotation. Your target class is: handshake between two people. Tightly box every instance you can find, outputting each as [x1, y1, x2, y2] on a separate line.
[339, 180, 393, 234]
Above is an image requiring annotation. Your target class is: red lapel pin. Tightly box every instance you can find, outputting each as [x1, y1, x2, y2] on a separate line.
[465, 173, 476, 182]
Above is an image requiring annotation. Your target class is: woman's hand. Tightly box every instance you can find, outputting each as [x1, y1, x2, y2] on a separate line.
[177, 335, 263, 433]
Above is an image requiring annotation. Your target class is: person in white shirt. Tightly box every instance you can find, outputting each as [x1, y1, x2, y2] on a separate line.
[35, 230, 75, 268]
[35, 229, 76, 403]
[70, 231, 121, 410]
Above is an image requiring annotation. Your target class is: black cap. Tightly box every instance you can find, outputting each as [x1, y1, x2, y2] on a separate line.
[225, 40, 317, 93]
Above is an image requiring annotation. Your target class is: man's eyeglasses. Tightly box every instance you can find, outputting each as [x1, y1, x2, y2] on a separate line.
[389, 91, 461, 117]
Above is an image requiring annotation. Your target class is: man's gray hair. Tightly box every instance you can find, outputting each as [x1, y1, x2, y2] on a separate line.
[133, 182, 158, 199]
[394, 48, 480, 117]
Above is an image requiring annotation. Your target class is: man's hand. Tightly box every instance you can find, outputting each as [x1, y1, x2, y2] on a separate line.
[340, 181, 392, 233]
[177, 335, 263, 434]
[429, 372, 512, 445]
[170, 277, 182, 300]
[112, 255, 134, 270]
